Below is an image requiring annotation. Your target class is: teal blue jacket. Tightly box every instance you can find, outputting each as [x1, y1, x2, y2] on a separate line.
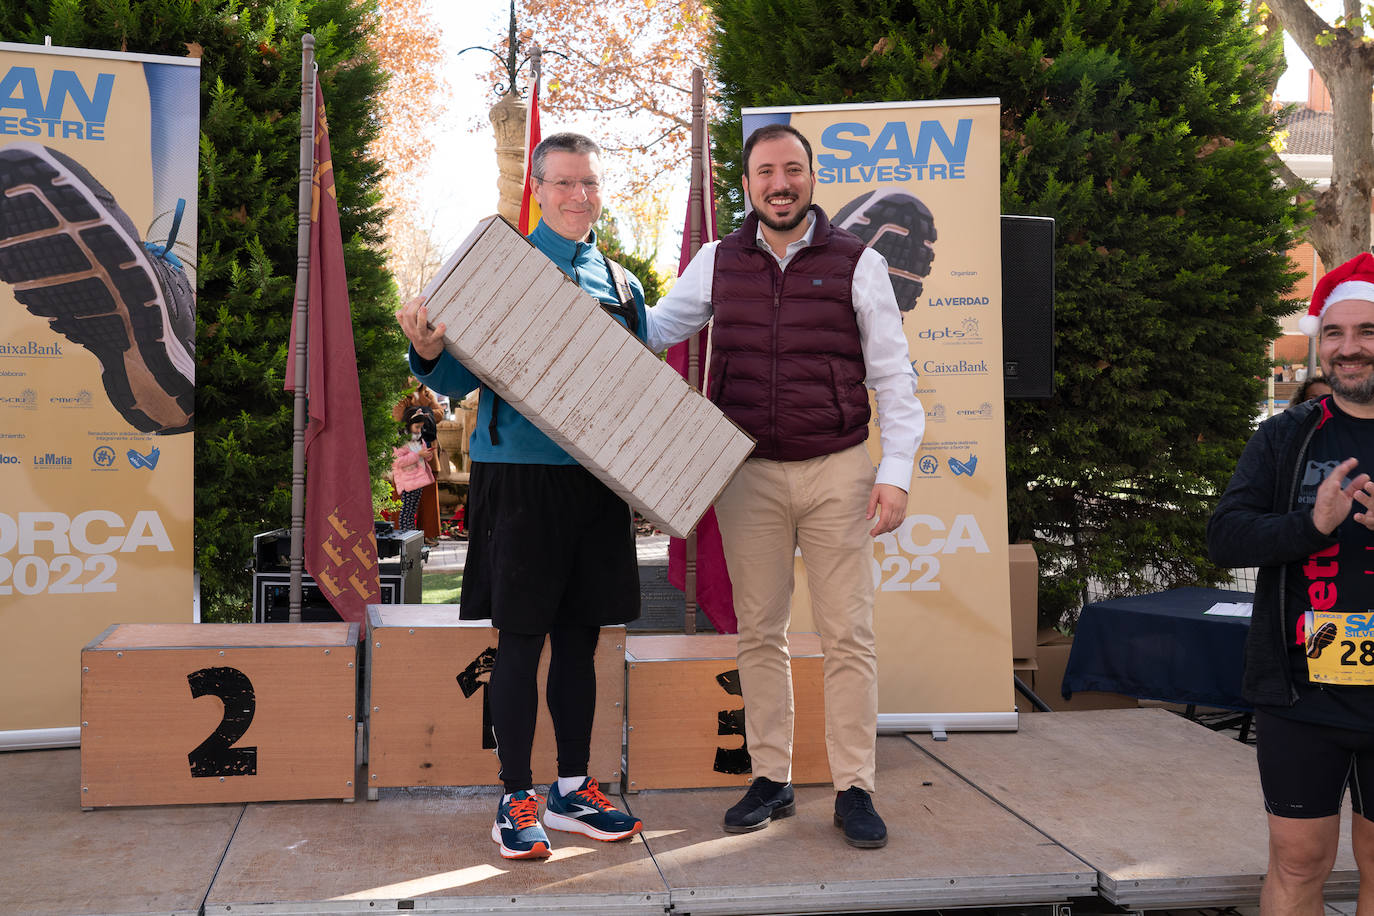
[410, 220, 649, 465]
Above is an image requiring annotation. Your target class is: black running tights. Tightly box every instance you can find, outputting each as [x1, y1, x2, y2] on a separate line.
[488, 624, 600, 794]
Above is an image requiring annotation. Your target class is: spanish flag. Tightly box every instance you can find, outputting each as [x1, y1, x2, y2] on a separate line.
[517, 66, 541, 235]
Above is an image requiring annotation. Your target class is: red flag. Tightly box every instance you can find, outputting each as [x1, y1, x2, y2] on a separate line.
[284, 83, 380, 623]
[666, 139, 737, 633]
[517, 67, 542, 235]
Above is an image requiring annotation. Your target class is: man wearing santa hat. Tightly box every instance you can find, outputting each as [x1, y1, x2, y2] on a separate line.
[1210, 252, 1374, 914]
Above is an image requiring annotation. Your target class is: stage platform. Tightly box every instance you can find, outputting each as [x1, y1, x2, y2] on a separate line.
[0, 709, 1360, 915]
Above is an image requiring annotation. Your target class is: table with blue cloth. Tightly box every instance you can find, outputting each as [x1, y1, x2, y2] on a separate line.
[1063, 587, 1253, 712]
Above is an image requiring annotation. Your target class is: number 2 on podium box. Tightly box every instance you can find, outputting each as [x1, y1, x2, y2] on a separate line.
[80, 623, 358, 808]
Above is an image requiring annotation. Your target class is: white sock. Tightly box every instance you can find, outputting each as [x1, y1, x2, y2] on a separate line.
[557, 776, 588, 795]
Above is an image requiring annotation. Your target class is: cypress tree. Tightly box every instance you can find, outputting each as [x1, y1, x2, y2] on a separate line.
[710, 0, 1301, 625]
[1, 0, 409, 620]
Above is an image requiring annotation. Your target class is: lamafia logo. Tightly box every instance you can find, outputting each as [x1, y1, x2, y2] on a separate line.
[817, 118, 971, 184]
[871, 513, 989, 592]
[0, 66, 114, 141]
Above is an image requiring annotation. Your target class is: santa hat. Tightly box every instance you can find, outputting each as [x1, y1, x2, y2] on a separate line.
[1300, 252, 1374, 336]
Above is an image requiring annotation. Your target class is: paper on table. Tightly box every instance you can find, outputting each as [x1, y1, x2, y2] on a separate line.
[1204, 602, 1253, 617]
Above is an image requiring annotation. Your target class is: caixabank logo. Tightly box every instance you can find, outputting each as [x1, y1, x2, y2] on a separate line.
[1, 388, 37, 410]
[0, 340, 62, 357]
[922, 358, 989, 376]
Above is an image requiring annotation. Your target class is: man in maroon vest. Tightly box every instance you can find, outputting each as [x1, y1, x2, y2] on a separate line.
[646, 124, 924, 848]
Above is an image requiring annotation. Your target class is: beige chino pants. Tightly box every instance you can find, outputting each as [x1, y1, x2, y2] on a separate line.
[713, 442, 879, 794]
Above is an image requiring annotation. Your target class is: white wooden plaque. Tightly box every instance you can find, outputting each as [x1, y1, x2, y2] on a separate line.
[422, 215, 754, 538]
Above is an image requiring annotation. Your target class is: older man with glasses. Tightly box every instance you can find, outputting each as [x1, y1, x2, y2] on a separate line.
[397, 132, 647, 860]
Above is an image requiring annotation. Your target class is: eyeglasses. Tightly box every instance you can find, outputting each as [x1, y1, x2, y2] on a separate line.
[533, 175, 602, 193]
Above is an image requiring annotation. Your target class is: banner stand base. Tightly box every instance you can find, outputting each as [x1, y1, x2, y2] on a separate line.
[879, 711, 1018, 735]
[1, 726, 81, 751]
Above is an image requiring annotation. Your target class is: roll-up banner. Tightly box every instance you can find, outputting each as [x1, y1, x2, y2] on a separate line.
[0, 42, 199, 746]
[742, 100, 1015, 730]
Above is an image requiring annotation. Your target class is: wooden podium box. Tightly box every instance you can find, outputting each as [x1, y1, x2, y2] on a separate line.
[422, 215, 755, 537]
[365, 605, 625, 797]
[80, 623, 360, 808]
[624, 633, 829, 791]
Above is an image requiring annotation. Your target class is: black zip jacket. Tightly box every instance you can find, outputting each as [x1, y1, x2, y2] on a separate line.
[1206, 399, 1339, 707]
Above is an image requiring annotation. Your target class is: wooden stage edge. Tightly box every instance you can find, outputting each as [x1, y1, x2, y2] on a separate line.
[0, 709, 1363, 916]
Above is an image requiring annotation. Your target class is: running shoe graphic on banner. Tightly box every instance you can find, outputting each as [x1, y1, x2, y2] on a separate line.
[833, 189, 937, 311]
[0, 142, 195, 434]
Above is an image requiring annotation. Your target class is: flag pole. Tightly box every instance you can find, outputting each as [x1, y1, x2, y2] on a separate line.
[683, 66, 706, 634]
[288, 35, 318, 623]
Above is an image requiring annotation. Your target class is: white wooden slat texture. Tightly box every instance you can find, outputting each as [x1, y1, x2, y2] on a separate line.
[422, 215, 754, 537]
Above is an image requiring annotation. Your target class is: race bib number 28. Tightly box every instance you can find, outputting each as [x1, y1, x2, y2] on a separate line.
[1305, 610, 1374, 686]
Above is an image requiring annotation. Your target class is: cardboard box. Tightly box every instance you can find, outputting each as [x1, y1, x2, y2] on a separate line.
[624, 633, 828, 791]
[365, 605, 625, 795]
[1030, 630, 1137, 712]
[1008, 543, 1039, 660]
[80, 623, 359, 807]
[422, 216, 755, 537]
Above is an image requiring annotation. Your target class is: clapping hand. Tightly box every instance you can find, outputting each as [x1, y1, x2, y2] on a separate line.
[1313, 457, 1374, 534]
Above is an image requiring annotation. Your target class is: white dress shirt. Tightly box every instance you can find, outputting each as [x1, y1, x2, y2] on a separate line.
[645, 214, 925, 490]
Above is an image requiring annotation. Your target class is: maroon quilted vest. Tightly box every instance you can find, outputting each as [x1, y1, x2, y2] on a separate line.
[709, 206, 870, 460]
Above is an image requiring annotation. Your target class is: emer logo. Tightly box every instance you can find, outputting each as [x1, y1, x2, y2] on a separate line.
[0, 66, 114, 141]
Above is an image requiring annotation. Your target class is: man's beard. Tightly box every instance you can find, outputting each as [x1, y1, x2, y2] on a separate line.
[1326, 362, 1374, 404]
[750, 189, 811, 233]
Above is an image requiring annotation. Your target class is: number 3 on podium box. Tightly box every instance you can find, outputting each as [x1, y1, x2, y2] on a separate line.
[80, 623, 359, 808]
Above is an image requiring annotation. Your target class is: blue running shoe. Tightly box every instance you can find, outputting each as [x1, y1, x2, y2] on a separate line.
[543, 778, 643, 842]
[491, 790, 551, 860]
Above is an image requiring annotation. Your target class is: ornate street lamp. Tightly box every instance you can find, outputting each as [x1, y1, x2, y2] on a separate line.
[458, 1, 556, 224]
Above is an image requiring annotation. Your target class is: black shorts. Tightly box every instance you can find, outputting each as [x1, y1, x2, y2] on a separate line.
[1255, 708, 1374, 820]
[459, 461, 640, 633]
